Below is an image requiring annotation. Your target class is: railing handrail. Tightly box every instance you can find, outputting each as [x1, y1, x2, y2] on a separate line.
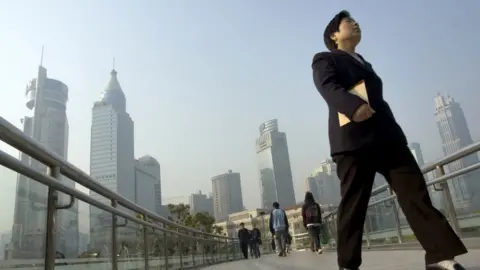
[0, 116, 231, 240]
[322, 141, 480, 219]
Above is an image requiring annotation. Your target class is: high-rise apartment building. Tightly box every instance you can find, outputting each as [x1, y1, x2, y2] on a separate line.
[311, 159, 341, 206]
[304, 177, 320, 202]
[256, 119, 296, 209]
[434, 93, 480, 211]
[211, 170, 244, 221]
[89, 69, 135, 248]
[11, 64, 78, 258]
[189, 191, 214, 216]
[134, 155, 161, 213]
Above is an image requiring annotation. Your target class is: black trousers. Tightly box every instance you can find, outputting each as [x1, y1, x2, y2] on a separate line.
[240, 241, 248, 259]
[334, 144, 467, 269]
[307, 226, 322, 251]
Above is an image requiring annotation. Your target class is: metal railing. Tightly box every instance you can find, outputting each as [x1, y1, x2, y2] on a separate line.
[321, 141, 480, 249]
[0, 116, 242, 269]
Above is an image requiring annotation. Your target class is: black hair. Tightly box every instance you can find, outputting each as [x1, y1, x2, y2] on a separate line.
[239, 222, 244, 226]
[304, 191, 315, 205]
[272, 202, 280, 209]
[323, 10, 351, 51]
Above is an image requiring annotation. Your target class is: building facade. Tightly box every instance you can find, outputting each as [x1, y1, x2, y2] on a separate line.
[311, 160, 341, 206]
[134, 155, 161, 213]
[11, 64, 78, 258]
[89, 69, 136, 248]
[211, 170, 244, 221]
[304, 176, 320, 201]
[256, 119, 296, 209]
[434, 93, 480, 211]
[189, 191, 214, 216]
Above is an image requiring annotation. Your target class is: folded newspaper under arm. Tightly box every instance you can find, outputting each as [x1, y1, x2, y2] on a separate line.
[338, 80, 374, 127]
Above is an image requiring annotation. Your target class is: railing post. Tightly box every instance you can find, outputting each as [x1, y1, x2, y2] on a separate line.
[388, 188, 403, 243]
[437, 165, 461, 236]
[191, 232, 196, 267]
[202, 237, 206, 265]
[163, 223, 169, 270]
[178, 229, 183, 269]
[143, 215, 149, 269]
[363, 215, 371, 249]
[111, 200, 118, 270]
[44, 165, 59, 270]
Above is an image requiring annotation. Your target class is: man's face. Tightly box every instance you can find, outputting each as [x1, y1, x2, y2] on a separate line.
[332, 17, 361, 46]
[240, 225, 244, 229]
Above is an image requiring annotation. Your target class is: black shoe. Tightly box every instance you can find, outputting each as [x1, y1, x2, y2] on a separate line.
[426, 260, 466, 270]
[339, 268, 359, 270]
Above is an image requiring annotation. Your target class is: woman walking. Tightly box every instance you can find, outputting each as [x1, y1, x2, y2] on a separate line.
[301, 192, 323, 254]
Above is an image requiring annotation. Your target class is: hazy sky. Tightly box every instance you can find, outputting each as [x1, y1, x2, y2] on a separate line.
[1, 0, 480, 233]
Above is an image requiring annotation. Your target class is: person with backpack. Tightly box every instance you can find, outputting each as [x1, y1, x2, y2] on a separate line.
[269, 201, 289, 257]
[301, 192, 323, 254]
[249, 225, 262, 258]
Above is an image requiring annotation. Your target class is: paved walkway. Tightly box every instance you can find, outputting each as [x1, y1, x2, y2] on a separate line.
[202, 250, 480, 270]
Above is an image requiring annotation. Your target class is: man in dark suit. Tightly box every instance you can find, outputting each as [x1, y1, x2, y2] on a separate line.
[312, 10, 468, 270]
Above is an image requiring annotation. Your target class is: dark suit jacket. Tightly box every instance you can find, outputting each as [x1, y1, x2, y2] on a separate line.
[312, 50, 407, 156]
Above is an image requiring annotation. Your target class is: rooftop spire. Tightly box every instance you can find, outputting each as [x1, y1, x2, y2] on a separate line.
[101, 65, 126, 112]
[40, 46, 44, 67]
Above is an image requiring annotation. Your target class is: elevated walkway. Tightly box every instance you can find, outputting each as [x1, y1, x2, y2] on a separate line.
[203, 249, 480, 270]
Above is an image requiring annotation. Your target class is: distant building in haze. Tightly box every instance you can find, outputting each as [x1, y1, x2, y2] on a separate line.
[434, 93, 480, 211]
[189, 190, 214, 216]
[211, 170, 244, 221]
[134, 155, 161, 213]
[89, 68, 135, 249]
[11, 62, 78, 258]
[256, 119, 296, 209]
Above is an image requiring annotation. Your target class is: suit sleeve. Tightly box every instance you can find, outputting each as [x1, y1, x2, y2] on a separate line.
[312, 52, 367, 120]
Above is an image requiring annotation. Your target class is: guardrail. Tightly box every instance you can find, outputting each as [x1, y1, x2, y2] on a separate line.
[321, 141, 480, 249]
[0, 116, 243, 269]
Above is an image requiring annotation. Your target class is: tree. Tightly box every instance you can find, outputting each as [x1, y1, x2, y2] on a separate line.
[167, 203, 190, 224]
[212, 225, 224, 236]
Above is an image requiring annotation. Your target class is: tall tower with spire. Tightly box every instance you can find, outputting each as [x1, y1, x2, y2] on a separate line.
[434, 93, 480, 211]
[89, 67, 135, 248]
[11, 52, 78, 258]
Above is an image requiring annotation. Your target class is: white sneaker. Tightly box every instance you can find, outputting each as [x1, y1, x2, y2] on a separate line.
[317, 248, 323, 254]
[426, 260, 466, 270]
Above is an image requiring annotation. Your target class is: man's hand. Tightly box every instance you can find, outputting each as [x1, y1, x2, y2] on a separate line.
[352, 104, 375, 122]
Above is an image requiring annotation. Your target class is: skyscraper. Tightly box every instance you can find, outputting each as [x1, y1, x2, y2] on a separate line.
[11, 63, 77, 258]
[311, 160, 341, 206]
[211, 170, 244, 221]
[189, 191, 214, 216]
[134, 155, 161, 213]
[304, 177, 320, 201]
[256, 119, 296, 209]
[89, 68, 135, 248]
[434, 93, 480, 210]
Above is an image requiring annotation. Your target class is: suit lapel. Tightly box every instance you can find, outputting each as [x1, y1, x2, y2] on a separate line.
[334, 50, 373, 73]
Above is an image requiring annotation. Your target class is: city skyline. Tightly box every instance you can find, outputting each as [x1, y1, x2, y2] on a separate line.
[2, 1, 480, 234]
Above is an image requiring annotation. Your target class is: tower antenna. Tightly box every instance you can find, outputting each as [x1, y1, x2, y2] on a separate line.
[113, 57, 115, 70]
[40, 46, 44, 66]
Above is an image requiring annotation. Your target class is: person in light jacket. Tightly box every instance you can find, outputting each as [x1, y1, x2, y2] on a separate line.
[269, 201, 289, 257]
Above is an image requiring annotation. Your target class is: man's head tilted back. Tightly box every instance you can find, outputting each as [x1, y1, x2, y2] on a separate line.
[323, 10, 362, 51]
